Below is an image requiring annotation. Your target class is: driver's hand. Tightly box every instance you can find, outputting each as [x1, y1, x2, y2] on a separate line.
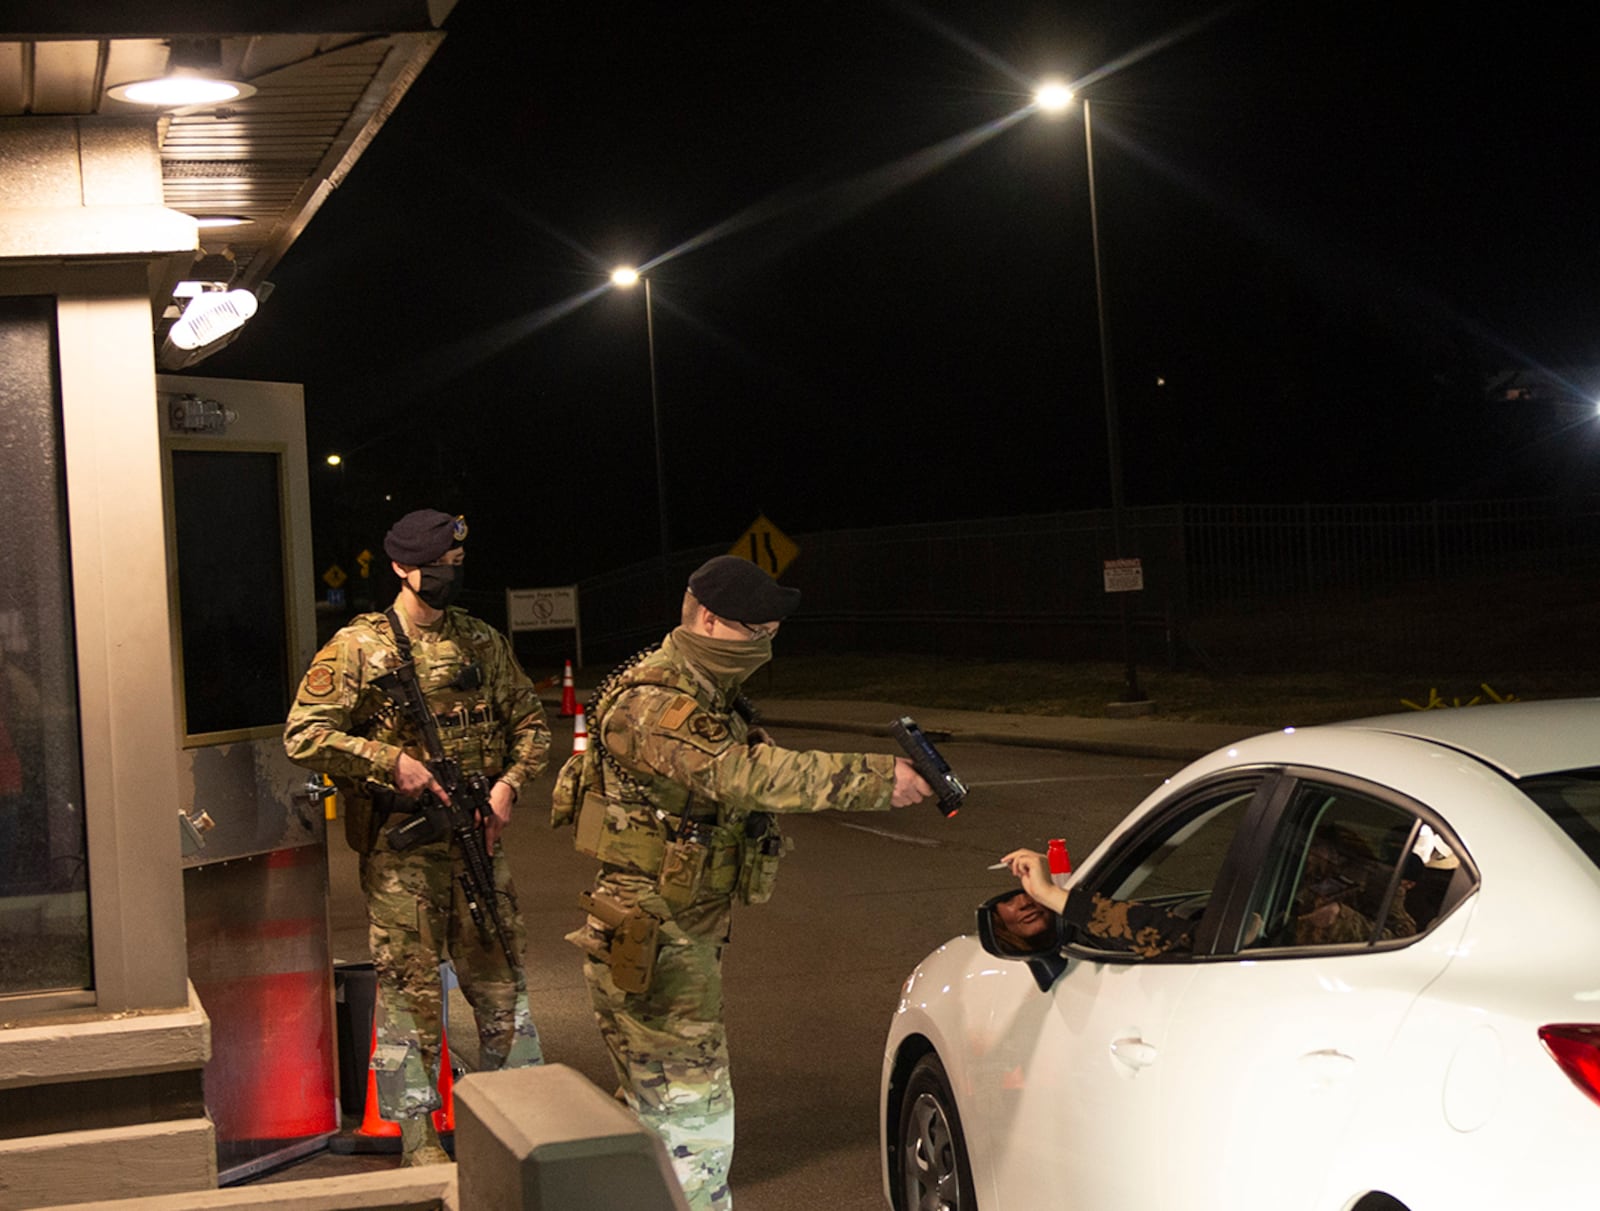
[1002, 848, 1069, 913]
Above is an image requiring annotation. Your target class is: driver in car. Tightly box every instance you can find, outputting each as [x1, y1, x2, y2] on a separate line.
[1001, 849, 1195, 959]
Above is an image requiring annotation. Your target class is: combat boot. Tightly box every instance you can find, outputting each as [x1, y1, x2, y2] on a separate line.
[399, 1116, 451, 1167]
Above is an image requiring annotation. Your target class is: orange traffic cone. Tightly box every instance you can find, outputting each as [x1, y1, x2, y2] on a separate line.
[431, 1029, 455, 1135]
[354, 1028, 456, 1139]
[559, 660, 578, 716]
[354, 1023, 400, 1140]
[572, 708, 589, 754]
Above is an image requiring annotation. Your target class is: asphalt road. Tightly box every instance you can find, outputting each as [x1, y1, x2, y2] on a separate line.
[307, 727, 1177, 1207]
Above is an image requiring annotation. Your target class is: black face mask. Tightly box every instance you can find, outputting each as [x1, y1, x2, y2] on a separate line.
[413, 563, 462, 610]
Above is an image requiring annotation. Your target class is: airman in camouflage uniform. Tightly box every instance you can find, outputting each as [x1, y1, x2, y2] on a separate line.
[553, 556, 932, 1211]
[285, 510, 550, 1166]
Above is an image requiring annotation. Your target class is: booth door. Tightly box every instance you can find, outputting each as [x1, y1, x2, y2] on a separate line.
[158, 373, 336, 1183]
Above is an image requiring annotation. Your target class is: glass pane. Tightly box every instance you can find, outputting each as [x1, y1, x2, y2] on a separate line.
[1104, 788, 1257, 904]
[171, 449, 289, 737]
[1070, 786, 1258, 958]
[1243, 783, 1461, 951]
[1518, 769, 1600, 872]
[0, 296, 91, 996]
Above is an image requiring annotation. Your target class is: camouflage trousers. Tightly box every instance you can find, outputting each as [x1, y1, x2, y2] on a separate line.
[362, 832, 543, 1121]
[585, 936, 734, 1211]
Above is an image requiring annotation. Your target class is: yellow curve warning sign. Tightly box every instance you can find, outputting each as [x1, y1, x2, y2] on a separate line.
[730, 515, 799, 577]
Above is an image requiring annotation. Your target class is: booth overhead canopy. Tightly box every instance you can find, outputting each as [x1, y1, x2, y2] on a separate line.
[0, 1, 456, 367]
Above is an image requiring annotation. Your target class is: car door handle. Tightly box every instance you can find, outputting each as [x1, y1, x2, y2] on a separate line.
[1111, 1037, 1158, 1069]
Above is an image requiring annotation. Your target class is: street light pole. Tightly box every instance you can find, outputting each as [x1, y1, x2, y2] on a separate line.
[643, 275, 669, 564]
[1034, 83, 1146, 705]
[613, 265, 673, 604]
[1081, 98, 1144, 704]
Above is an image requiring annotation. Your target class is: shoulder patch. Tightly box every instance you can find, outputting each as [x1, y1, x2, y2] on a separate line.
[657, 697, 696, 731]
[304, 665, 336, 697]
[688, 713, 730, 743]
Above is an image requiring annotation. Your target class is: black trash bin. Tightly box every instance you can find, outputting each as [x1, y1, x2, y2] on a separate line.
[333, 960, 377, 1118]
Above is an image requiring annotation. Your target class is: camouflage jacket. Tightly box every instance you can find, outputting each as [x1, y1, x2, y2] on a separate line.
[589, 630, 895, 824]
[284, 595, 550, 803]
[562, 630, 896, 938]
[1069, 892, 1195, 959]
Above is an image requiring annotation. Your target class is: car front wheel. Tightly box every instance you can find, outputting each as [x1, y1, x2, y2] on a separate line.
[898, 1052, 978, 1211]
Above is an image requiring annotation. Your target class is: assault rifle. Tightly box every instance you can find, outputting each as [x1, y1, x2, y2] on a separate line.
[373, 662, 522, 976]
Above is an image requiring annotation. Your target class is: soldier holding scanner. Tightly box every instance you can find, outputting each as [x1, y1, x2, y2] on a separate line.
[284, 509, 550, 1167]
[554, 555, 931, 1211]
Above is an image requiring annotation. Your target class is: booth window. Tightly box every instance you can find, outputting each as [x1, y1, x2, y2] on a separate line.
[0, 296, 91, 997]
[170, 448, 292, 742]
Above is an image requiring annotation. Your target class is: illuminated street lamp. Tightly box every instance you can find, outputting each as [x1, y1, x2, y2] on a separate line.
[611, 265, 670, 569]
[1034, 79, 1146, 705]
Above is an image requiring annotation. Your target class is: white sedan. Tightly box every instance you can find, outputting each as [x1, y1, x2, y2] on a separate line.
[880, 700, 1600, 1211]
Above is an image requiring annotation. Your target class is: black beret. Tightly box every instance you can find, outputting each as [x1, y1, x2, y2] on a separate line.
[688, 555, 800, 622]
[384, 510, 467, 565]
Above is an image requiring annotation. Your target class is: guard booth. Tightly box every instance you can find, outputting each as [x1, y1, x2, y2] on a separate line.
[0, 9, 454, 1206]
[158, 373, 337, 1182]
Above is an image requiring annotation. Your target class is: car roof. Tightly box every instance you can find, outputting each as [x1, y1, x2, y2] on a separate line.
[1326, 698, 1600, 779]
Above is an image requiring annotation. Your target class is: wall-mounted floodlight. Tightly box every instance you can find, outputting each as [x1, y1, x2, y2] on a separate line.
[168, 289, 258, 351]
[326, 454, 343, 467]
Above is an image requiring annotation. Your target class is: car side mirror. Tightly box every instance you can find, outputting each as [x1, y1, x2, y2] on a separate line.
[976, 890, 1069, 992]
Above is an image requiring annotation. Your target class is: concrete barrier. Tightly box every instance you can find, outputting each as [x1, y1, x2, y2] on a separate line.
[455, 1065, 687, 1210]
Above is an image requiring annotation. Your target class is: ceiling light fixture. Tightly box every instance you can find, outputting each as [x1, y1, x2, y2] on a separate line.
[106, 38, 255, 109]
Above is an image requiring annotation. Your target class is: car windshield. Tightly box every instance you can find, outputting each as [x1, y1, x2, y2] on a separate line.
[1516, 768, 1600, 871]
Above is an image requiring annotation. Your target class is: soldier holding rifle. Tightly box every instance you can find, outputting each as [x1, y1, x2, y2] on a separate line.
[285, 509, 550, 1167]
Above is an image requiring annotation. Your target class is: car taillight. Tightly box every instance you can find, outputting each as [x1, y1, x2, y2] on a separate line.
[1539, 1025, 1600, 1108]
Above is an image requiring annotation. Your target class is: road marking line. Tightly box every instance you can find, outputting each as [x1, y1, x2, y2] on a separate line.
[831, 820, 943, 847]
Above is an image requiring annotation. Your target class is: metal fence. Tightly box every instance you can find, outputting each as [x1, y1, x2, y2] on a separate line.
[525, 496, 1600, 672]
[1183, 498, 1600, 611]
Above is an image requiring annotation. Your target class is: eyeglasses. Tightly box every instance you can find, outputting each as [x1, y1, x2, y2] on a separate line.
[729, 619, 780, 640]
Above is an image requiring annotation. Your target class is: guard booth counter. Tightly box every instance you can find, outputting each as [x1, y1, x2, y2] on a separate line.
[161, 373, 340, 1182]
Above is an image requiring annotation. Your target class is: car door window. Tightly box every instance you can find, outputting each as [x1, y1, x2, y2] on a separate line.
[1241, 780, 1468, 952]
[1067, 784, 1260, 960]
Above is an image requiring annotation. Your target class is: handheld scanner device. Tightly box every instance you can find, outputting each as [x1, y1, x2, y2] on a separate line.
[889, 715, 967, 818]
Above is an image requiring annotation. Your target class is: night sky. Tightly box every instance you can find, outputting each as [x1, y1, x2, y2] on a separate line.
[206, 2, 1600, 589]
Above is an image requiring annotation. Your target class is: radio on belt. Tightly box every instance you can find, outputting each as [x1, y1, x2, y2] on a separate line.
[889, 715, 967, 818]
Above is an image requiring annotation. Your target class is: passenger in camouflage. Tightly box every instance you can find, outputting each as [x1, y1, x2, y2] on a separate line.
[555, 556, 932, 1211]
[284, 509, 550, 1166]
[1289, 828, 1419, 946]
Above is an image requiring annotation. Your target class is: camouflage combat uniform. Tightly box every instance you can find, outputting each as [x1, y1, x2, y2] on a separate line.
[554, 630, 897, 1211]
[1074, 892, 1195, 958]
[285, 597, 550, 1120]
